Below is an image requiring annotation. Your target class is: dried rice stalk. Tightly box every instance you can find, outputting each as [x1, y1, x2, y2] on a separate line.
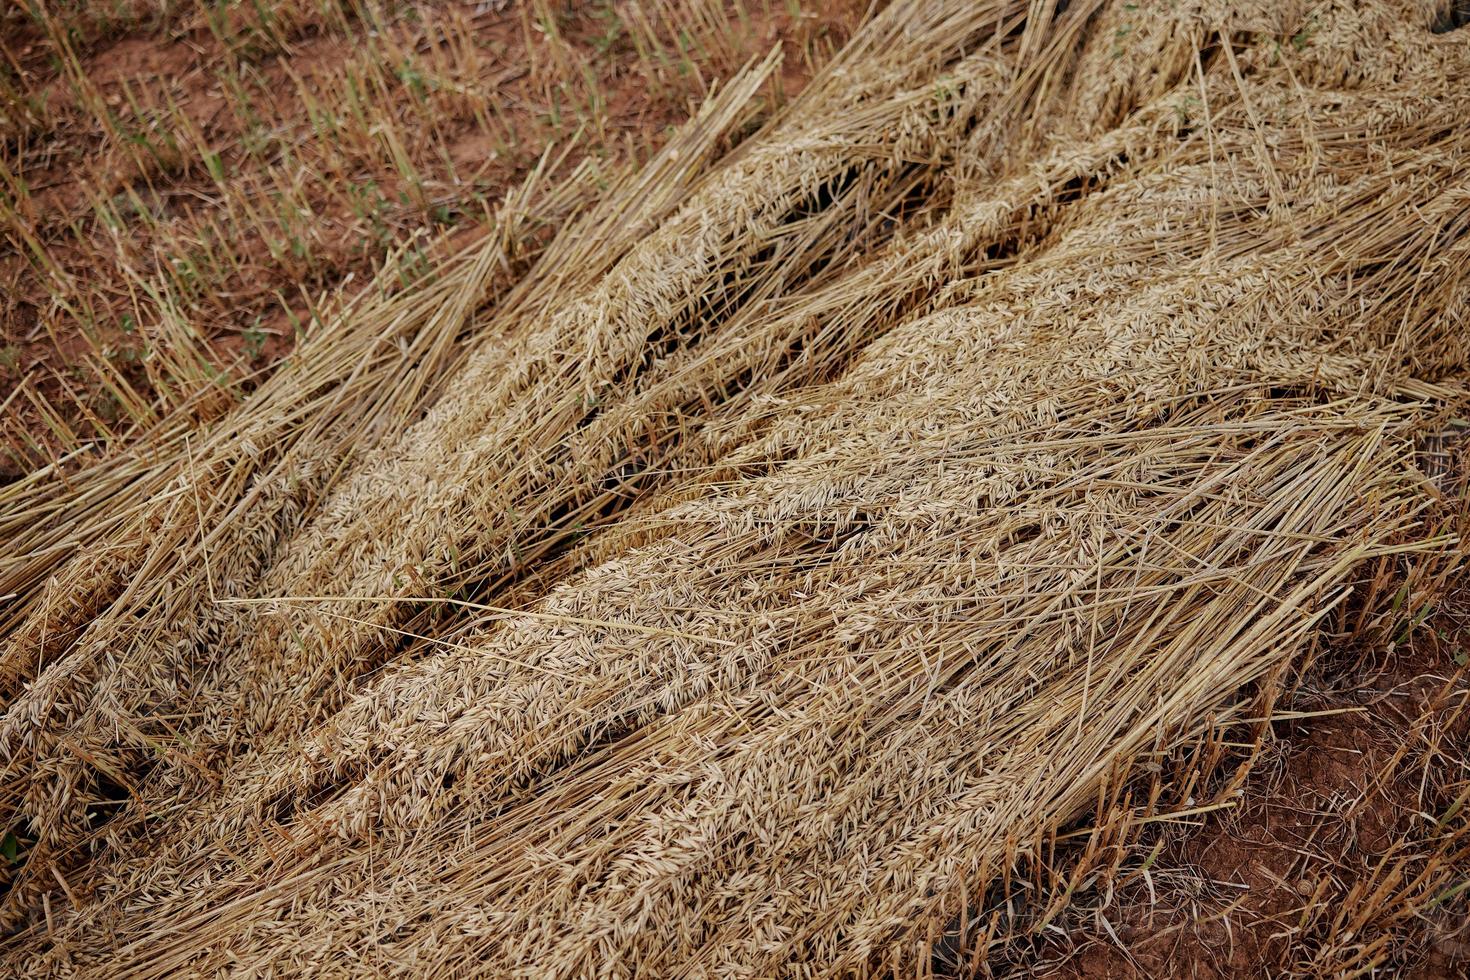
[2, 0, 1468, 975]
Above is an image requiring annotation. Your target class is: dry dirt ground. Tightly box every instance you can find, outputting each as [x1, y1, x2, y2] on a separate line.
[3, 2, 1468, 977]
[1031, 596, 1470, 979]
[0, 0, 863, 477]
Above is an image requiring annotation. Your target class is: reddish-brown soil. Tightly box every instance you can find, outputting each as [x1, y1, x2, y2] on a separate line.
[0, 0, 867, 478]
[1032, 595, 1470, 979]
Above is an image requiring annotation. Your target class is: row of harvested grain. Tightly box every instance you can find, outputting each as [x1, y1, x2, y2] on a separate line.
[3, 0, 1468, 974]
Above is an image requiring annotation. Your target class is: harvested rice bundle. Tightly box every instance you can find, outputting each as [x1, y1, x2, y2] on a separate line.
[0, 51, 787, 922]
[3, 0, 1469, 975]
[0, 0, 1089, 926]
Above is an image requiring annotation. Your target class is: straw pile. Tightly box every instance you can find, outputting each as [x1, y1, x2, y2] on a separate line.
[1, 0, 1468, 974]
